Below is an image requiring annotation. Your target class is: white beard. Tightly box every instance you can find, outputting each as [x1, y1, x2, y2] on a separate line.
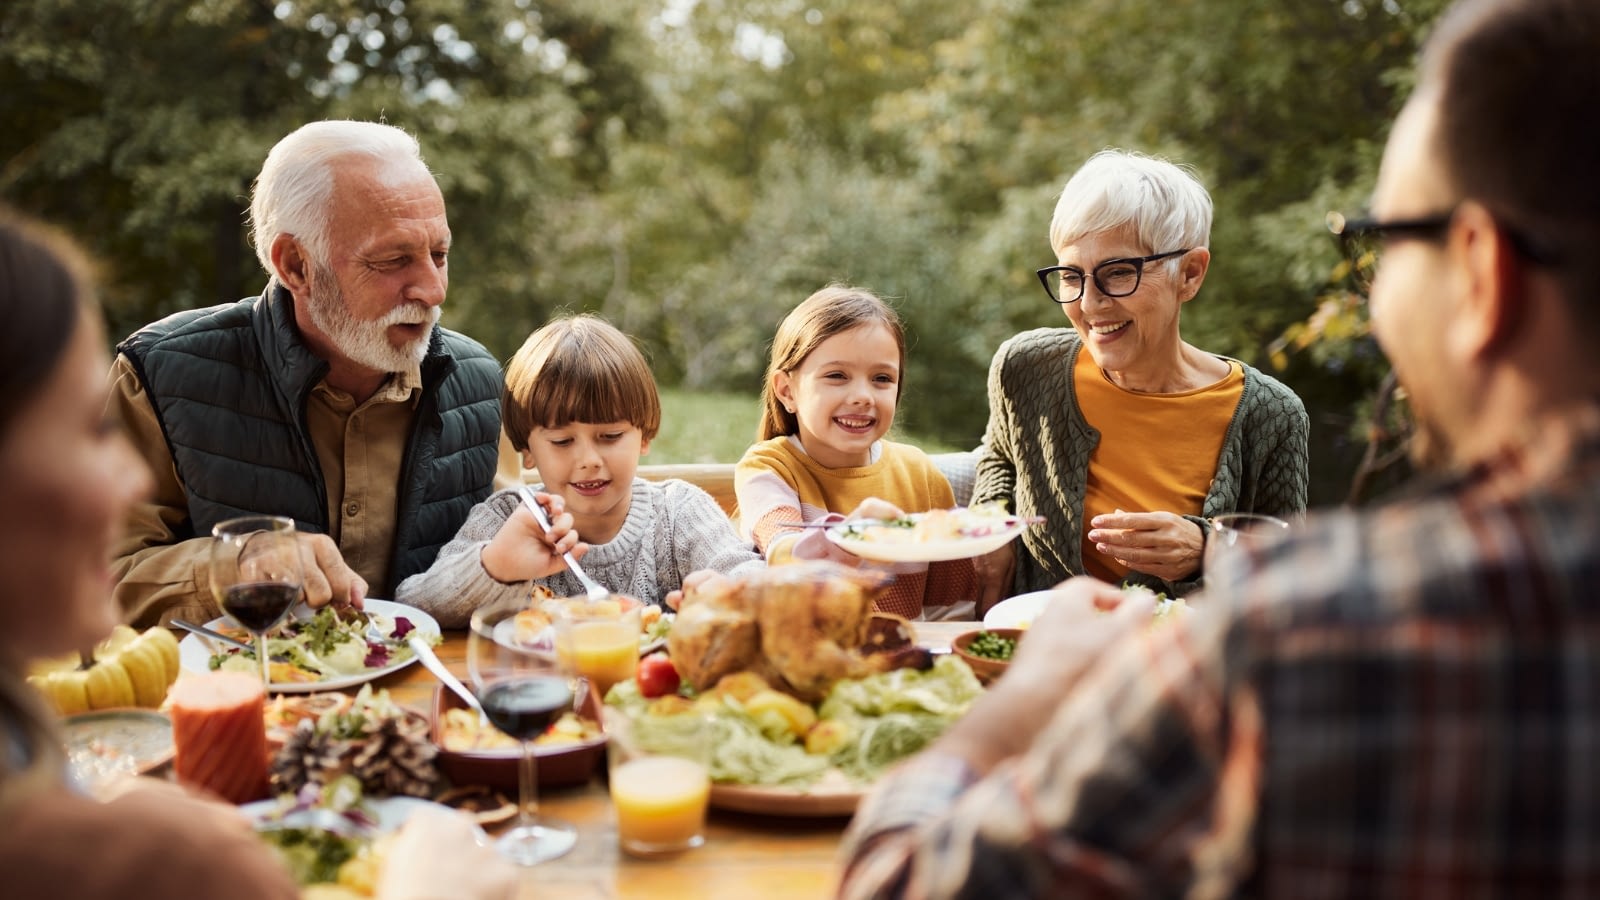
[305, 266, 438, 373]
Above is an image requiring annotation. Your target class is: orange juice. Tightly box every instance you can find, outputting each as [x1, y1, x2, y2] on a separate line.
[565, 619, 637, 699]
[610, 756, 710, 854]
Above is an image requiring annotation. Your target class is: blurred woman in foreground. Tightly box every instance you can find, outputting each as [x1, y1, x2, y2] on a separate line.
[0, 209, 514, 900]
[971, 151, 1309, 610]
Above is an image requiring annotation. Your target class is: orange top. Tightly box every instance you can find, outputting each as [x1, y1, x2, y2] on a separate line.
[1075, 349, 1244, 582]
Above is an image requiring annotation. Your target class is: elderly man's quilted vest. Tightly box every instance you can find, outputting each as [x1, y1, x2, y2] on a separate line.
[117, 285, 502, 592]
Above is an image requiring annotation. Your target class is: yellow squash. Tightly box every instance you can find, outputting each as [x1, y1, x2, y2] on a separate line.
[27, 624, 182, 714]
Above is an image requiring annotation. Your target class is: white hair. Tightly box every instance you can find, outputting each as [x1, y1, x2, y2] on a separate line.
[1048, 150, 1213, 261]
[249, 120, 430, 284]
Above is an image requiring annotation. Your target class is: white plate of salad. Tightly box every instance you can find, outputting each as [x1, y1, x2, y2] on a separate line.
[243, 786, 473, 891]
[178, 599, 441, 693]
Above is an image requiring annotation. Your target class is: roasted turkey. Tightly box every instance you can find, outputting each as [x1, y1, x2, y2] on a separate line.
[666, 562, 930, 701]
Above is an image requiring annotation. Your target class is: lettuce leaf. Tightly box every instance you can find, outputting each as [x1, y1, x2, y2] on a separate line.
[818, 655, 984, 780]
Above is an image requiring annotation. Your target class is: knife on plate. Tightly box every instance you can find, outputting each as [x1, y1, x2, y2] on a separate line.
[172, 618, 291, 662]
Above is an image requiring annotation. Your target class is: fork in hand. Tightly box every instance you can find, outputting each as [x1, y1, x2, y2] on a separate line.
[517, 486, 610, 603]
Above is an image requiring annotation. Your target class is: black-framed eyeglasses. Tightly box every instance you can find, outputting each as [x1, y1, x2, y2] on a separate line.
[1327, 211, 1452, 291]
[1036, 248, 1191, 304]
[1327, 208, 1561, 290]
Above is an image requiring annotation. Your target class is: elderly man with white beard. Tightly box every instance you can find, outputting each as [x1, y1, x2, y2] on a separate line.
[110, 120, 509, 629]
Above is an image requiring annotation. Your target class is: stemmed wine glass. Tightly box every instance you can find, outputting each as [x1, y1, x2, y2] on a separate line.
[1204, 513, 1291, 582]
[468, 595, 579, 865]
[210, 515, 305, 689]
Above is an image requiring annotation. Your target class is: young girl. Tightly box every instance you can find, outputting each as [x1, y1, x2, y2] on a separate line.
[397, 314, 764, 627]
[735, 285, 976, 620]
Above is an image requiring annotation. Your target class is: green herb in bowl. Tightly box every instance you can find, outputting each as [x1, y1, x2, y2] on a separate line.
[964, 631, 1017, 661]
[950, 628, 1024, 684]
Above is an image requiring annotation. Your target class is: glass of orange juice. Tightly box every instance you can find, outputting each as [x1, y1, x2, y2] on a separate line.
[604, 707, 711, 857]
[554, 596, 641, 704]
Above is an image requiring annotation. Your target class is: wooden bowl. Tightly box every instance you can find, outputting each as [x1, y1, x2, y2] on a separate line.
[430, 686, 606, 790]
[950, 628, 1024, 684]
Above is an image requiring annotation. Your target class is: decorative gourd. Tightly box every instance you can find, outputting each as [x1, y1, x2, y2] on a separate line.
[28, 624, 182, 713]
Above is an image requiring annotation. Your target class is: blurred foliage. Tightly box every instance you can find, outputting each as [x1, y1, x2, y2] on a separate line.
[3, 0, 1454, 504]
[653, 387, 760, 464]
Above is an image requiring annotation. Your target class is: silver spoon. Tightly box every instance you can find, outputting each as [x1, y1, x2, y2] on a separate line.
[517, 485, 610, 604]
[408, 636, 488, 727]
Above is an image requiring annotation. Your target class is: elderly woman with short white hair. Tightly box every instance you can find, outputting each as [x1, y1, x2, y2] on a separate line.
[970, 150, 1309, 610]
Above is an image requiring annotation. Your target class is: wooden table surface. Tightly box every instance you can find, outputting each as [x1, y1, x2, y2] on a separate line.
[366, 620, 972, 900]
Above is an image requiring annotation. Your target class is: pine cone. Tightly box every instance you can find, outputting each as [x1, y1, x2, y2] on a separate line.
[272, 719, 347, 795]
[270, 709, 439, 798]
[348, 715, 438, 798]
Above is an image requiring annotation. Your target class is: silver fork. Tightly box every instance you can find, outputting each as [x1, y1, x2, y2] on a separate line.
[518, 485, 610, 603]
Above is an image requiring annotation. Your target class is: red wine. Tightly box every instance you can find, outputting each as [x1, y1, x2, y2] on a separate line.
[222, 582, 300, 633]
[480, 676, 573, 741]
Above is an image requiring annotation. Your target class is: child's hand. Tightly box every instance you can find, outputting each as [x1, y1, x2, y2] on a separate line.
[665, 568, 733, 610]
[480, 490, 586, 584]
[846, 496, 905, 522]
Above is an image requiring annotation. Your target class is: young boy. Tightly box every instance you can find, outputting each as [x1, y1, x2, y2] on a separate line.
[396, 314, 764, 627]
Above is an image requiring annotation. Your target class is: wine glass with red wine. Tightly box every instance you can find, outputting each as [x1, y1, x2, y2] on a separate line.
[210, 516, 304, 689]
[468, 595, 578, 865]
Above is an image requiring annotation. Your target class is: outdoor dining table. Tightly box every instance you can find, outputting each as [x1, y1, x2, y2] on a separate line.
[368, 618, 973, 900]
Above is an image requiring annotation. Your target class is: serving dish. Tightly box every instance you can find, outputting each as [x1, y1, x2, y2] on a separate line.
[63, 708, 175, 785]
[178, 599, 441, 693]
[826, 514, 1030, 563]
[430, 685, 606, 790]
[708, 772, 862, 818]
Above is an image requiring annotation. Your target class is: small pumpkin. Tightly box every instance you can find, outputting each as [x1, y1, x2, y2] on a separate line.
[29, 624, 182, 713]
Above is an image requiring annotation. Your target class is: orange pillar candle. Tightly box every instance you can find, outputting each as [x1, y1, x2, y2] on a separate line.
[169, 671, 271, 804]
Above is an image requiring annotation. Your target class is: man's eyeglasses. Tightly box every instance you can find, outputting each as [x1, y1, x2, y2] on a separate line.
[1326, 211, 1451, 290]
[1327, 208, 1561, 291]
[1036, 248, 1191, 304]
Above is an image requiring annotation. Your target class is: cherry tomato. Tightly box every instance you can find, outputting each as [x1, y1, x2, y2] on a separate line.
[635, 653, 681, 698]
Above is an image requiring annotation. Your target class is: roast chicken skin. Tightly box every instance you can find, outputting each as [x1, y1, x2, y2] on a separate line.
[664, 571, 765, 690]
[667, 563, 928, 701]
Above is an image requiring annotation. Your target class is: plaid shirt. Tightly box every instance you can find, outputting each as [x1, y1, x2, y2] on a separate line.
[839, 406, 1600, 899]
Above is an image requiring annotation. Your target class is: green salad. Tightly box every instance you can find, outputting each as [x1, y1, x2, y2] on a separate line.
[210, 605, 433, 682]
[609, 654, 984, 788]
[259, 825, 363, 885]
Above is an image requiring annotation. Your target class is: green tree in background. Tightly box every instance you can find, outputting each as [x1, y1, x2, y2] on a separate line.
[0, 0, 646, 345]
[2, 0, 1451, 503]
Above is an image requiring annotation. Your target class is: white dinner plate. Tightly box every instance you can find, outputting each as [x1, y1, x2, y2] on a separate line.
[982, 590, 1057, 629]
[240, 794, 463, 836]
[178, 598, 442, 693]
[825, 515, 1030, 564]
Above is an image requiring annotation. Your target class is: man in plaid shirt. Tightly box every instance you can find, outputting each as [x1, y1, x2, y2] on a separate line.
[838, 0, 1600, 896]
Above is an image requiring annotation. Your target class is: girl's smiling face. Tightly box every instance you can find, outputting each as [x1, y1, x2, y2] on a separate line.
[773, 322, 900, 468]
